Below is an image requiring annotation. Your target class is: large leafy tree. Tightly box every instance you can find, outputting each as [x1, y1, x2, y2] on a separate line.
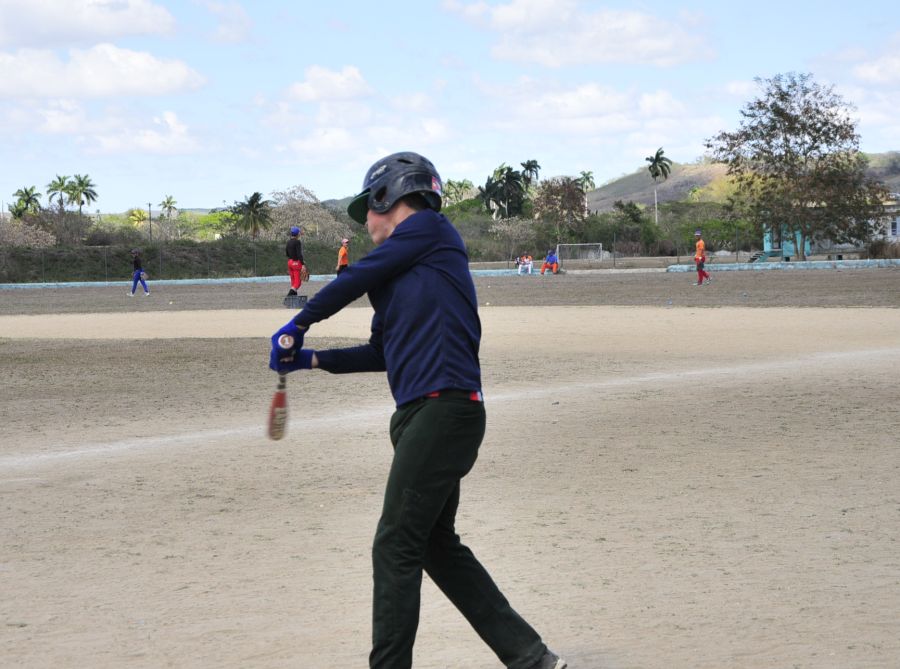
[230, 191, 274, 239]
[67, 174, 98, 215]
[269, 184, 346, 243]
[645, 147, 673, 227]
[706, 72, 889, 259]
[533, 176, 587, 243]
[46, 175, 70, 213]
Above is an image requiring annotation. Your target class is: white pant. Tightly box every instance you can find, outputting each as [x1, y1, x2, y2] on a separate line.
[518, 262, 532, 274]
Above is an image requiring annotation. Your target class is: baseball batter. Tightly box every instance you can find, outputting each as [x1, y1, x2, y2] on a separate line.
[269, 152, 566, 669]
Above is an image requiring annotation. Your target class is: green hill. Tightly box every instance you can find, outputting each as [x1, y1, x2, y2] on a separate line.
[586, 151, 900, 213]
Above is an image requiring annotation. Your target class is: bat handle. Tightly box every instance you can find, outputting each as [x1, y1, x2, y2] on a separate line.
[277, 373, 286, 390]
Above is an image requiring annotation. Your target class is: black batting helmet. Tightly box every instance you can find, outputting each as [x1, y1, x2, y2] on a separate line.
[347, 151, 442, 224]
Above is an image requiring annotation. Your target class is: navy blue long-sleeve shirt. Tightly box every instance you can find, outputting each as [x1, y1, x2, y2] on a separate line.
[293, 209, 482, 407]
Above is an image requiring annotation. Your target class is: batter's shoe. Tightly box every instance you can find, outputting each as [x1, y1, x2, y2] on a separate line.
[529, 650, 567, 669]
[144, 292, 150, 296]
[128, 291, 134, 296]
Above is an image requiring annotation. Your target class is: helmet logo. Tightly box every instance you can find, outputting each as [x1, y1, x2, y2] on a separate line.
[368, 164, 388, 184]
[432, 176, 442, 195]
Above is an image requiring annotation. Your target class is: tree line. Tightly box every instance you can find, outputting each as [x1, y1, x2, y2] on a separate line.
[4, 71, 895, 263]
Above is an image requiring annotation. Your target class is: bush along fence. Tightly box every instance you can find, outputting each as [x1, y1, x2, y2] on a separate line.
[0, 239, 345, 284]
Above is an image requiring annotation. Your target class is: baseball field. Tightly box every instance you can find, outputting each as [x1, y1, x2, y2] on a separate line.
[2, 267, 899, 668]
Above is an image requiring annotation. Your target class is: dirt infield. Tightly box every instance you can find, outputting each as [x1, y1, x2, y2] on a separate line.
[1, 269, 899, 668]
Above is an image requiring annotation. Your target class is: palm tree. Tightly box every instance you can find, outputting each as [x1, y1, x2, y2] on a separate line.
[578, 170, 595, 192]
[645, 147, 673, 226]
[46, 175, 70, 213]
[68, 174, 98, 215]
[520, 159, 541, 189]
[12, 186, 42, 216]
[159, 195, 177, 220]
[478, 175, 502, 219]
[491, 163, 526, 218]
[129, 208, 148, 228]
[230, 192, 274, 239]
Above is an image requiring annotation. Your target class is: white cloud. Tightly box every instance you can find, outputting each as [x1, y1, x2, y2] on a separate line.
[854, 55, 900, 84]
[638, 90, 687, 117]
[0, 44, 205, 98]
[37, 100, 88, 134]
[0, 0, 175, 48]
[287, 65, 373, 102]
[446, 0, 712, 67]
[92, 111, 200, 154]
[198, 0, 253, 44]
[287, 127, 357, 155]
[724, 80, 757, 98]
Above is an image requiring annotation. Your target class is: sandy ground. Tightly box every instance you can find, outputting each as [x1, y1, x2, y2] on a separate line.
[1, 269, 899, 669]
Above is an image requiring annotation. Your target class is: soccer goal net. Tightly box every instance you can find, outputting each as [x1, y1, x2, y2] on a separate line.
[556, 243, 606, 269]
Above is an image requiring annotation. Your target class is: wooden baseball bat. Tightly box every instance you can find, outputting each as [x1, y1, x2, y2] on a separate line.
[267, 373, 288, 440]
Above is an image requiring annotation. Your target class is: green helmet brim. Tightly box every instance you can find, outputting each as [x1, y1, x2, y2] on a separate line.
[347, 190, 370, 224]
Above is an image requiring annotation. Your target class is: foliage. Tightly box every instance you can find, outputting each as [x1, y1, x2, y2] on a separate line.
[478, 163, 527, 219]
[46, 175, 70, 213]
[520, 160, 541, 190]
[443, 179, 476, 206]
[27, 208, 93, 245]
[10, 186, 42, 218]
[0, 218, 56, 247]
[706, 72, 890, 259]
[267, 185, 348, 244]
[645, 147, 673, 226]
[159, 195, 178, 221]
[533, 176, 587, 243]
[489, 216, 534, 261]
[67, 174, 98, 215]
[83, 220, 145, 247]
[228, 191, 273, 239]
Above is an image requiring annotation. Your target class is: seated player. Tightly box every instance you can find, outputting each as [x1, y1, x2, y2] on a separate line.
[541, 249, 559, 275]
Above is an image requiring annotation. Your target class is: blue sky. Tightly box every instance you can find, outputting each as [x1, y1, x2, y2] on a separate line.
[1, 0, 899, 214]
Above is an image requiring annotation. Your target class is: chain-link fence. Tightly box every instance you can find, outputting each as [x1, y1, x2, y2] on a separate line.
[0, 239, 350, 284]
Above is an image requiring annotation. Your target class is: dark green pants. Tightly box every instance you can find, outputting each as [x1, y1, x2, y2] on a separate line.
[369, 392, 546, 669]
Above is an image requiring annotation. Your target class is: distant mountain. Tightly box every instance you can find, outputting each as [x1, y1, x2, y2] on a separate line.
[586, 151, 900, 213]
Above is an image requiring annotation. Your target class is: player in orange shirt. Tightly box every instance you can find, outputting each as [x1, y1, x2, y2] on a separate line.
[694, 229, 711, 285]
[335, 237, 350, 275]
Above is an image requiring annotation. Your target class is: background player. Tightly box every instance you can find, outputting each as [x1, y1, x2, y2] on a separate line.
[694, 229, 711, 285]
[335, 237, 350, 275]
[128, 248, 150, 296]
[285, 226, 305, 297]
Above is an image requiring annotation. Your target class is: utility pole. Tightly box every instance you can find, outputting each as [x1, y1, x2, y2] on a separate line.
[148, 203, 152, 243]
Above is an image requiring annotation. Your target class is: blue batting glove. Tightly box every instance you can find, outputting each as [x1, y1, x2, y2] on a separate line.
[271, 318, 306, 352]
[269, 348, 314, 374]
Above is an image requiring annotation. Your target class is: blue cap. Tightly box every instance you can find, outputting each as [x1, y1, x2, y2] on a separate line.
[290, 226, 300, 236]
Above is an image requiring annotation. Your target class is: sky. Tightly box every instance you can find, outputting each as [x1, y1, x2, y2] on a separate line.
[1, 0, 899, 214]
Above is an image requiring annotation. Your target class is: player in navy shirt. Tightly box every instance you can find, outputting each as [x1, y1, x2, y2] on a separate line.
[269, 152, 566, 669]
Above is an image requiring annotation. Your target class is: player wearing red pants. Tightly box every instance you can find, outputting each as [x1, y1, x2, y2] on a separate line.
[694, 229, 711, 285]
[285, 226, 305, 296]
